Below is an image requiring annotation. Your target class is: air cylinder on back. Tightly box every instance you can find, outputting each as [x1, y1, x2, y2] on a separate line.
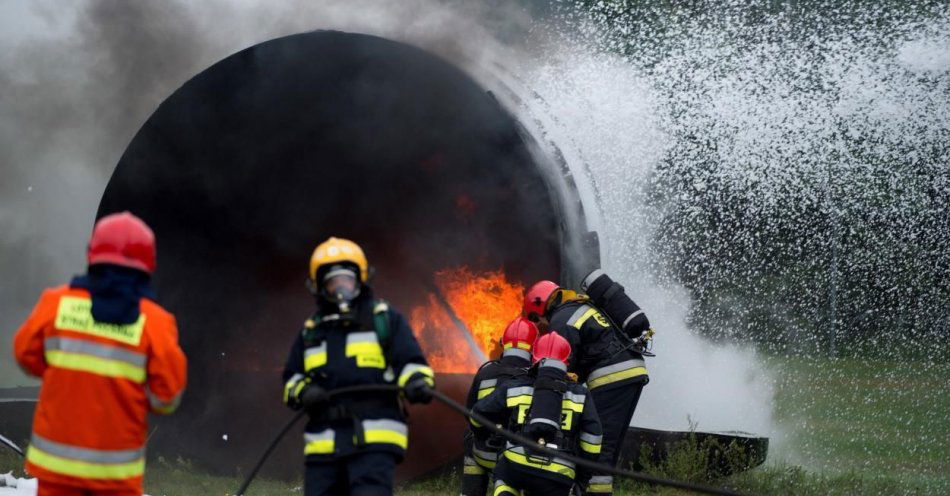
[525, 360, 568, 445]
[580, 269, 650, 339]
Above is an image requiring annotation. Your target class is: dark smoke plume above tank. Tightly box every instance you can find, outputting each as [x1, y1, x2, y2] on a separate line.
[96, 31, 586, 478]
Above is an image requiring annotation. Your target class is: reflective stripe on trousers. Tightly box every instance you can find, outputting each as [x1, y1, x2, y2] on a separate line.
[27, 433, 145, 480]
[463, 456, 486, 475]
[493, 478, 522, 496]
[586, 475, 613, 494]
[472, 445, 499, 469]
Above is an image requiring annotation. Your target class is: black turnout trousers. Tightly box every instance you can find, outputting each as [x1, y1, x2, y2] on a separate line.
[582, 381, 645, 495]
[305, 451, 397, 496]
[491, 457, 573, 496]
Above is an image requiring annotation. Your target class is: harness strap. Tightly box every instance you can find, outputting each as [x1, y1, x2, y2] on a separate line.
[494, 365, 527, 378]
[533, 376, 568, 393]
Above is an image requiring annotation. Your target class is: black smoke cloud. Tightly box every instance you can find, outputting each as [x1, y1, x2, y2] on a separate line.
[0, 0, 556, 382]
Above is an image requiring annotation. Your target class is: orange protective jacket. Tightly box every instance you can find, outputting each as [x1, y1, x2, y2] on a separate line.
[13, 285, 187, 492]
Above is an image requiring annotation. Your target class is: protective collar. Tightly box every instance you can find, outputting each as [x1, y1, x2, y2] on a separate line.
[546, 289, 589, 315]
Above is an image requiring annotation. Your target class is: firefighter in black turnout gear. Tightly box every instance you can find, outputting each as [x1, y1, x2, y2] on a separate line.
[460, 316, 538, 496]
[282, 237, 435, 496]
[472, 332, 603, 496]
[523, 274, 652, 496]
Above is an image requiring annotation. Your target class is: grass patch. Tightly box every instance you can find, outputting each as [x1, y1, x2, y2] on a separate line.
[0, 449, 27, 478]
[767, 355, 949, 490]
[395, 470, 460, 496]
[727, 465, 936, 496]
[617, 431, 943, 496]
[144, 456, 302, 496]
[0, 452, 301, 496]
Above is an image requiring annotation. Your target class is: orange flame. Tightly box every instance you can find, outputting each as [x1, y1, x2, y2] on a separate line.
[410, 267, 525, 373]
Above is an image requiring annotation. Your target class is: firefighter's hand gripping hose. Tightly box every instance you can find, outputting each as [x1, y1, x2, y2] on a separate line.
[235, 384, 749, 496]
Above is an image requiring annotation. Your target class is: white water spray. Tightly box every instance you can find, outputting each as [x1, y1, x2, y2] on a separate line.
[509, 2, 950, 466]
[503, 46, 778, 435]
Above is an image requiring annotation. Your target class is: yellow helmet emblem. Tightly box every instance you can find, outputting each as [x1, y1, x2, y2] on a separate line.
[309, 237, 369, 282]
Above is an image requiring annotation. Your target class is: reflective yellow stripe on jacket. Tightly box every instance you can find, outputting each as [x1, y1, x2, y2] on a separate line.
[362, 419, 408, 449]
[503, 446, 575, 479]
[561, 391, 585, 413]
[566, 305, 602, 329]
[147, 388, 182, 415]
[283, 373, 308, 405]
[54, 296, 146, 346]
[579, 431, 603, 455]
[43, 337, 146, 383]
[398, 363, 434, 387]
[586, 359, 647, 389]
[505, 386, 534, 408]
[477, 378, 497, 399]
[303, 342, 327, 371]
[26, 434, 144, 480]
[345, 331, 386, 369]
[304, 429, 335, 455]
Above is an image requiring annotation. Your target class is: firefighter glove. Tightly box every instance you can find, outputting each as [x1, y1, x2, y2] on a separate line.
[403, 373, 434, 404]
[301, 384, 330, 413]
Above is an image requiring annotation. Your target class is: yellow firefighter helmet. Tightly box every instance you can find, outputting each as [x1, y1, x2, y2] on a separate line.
[309, 237, 369, 282]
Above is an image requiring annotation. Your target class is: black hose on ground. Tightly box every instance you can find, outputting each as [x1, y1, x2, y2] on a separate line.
[0, 433, 24, 457]
[236, 384, 747, 496]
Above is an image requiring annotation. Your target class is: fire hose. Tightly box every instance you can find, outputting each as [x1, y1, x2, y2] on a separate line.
[236, 384, 748, 496]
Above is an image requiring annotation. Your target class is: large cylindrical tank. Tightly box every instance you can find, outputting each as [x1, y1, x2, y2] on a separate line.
[97, 30, 595, 479]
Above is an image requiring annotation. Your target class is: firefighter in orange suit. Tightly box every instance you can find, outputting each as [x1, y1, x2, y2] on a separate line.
[13, 211, 187, 496]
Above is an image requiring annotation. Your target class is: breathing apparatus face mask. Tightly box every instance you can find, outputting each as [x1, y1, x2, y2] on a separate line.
[321, 266, 360, 311]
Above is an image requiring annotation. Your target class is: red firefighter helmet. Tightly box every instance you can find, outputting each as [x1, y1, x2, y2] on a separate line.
[532, 332, 571, 364]
[87, 211, 157, 274]
[523, 280, 559, 321]
[501, 316, 539, 351]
